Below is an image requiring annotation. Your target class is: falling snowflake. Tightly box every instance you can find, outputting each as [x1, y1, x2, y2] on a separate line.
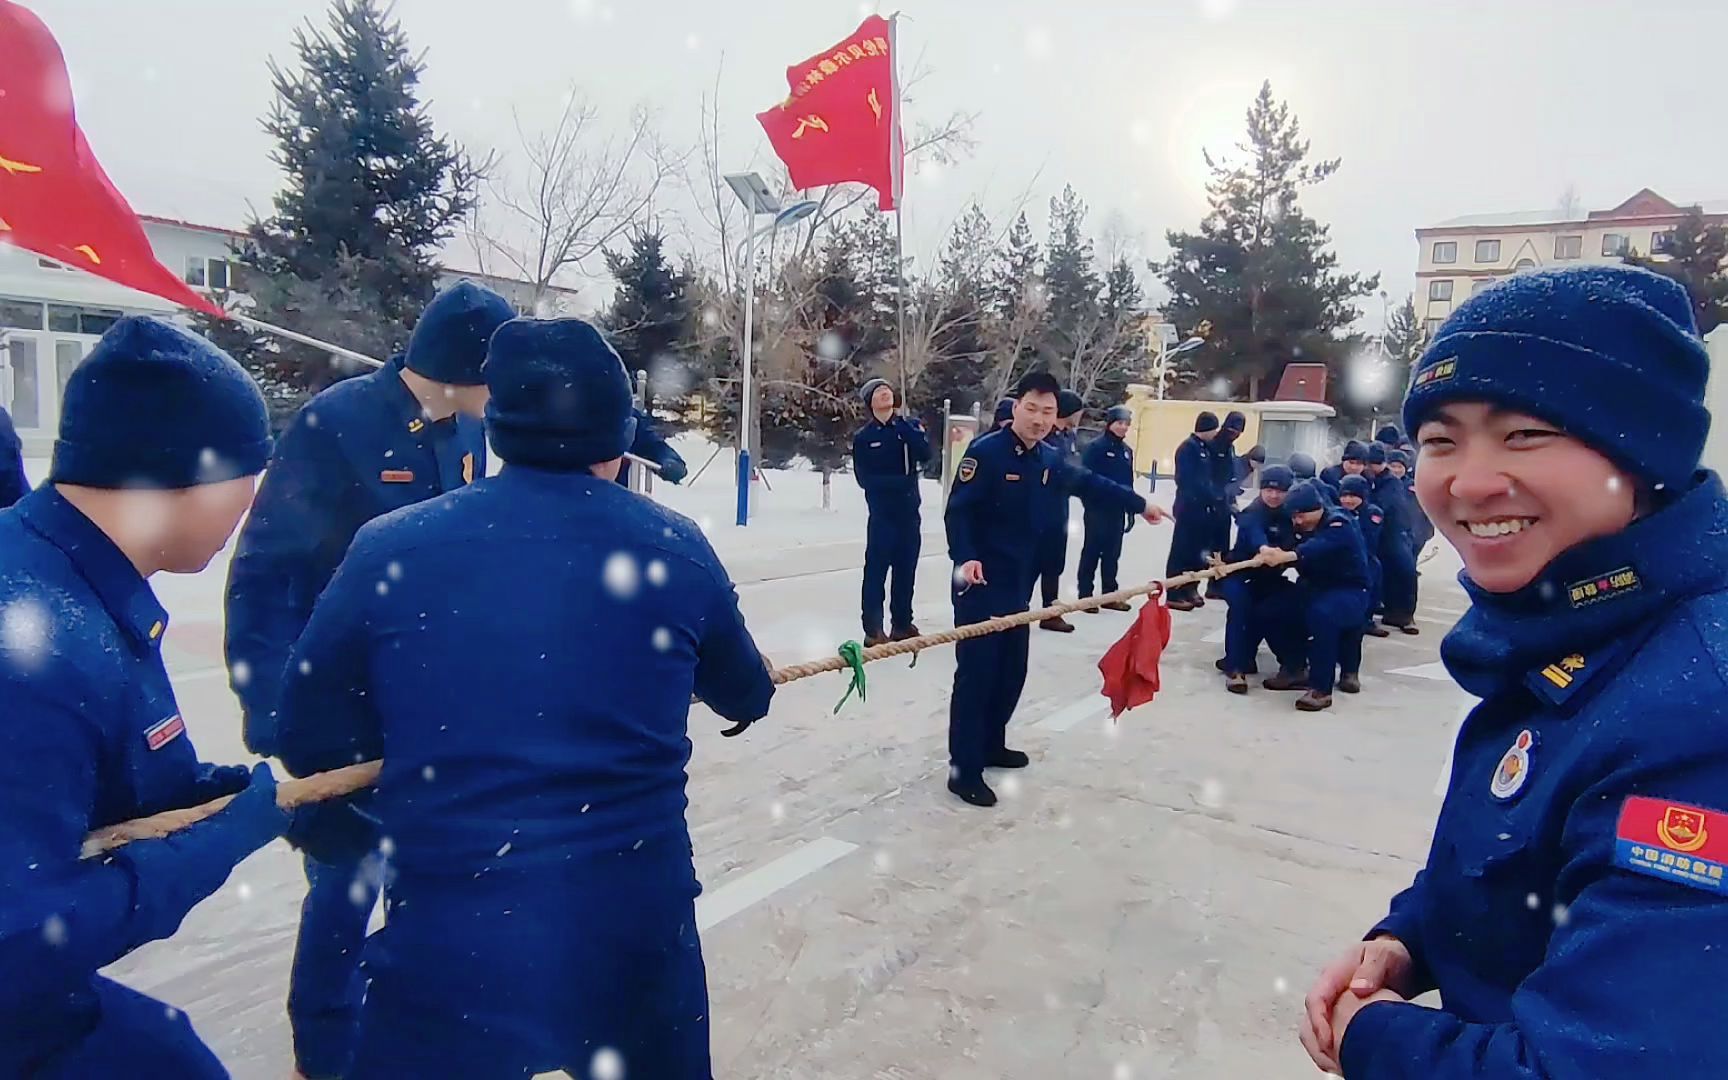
[817, 332, 848, 361]
[603, 552, 641, 599]
[999, 775, 1022, 797]
[1525, 892, 1539, 910]
[197, 447, 225, 481]
[1551, 903, 1571, 928]
[1272, 976, 1289, 994]
[1197, 778, 1226, 809]
[591, 1047, 625, 1080]
[375, 580, 390, 596]
[421, 765, 436, 782]
[770, 801, 786, 823]
[230, 660, 252, 688]
[697, 516, 713, 535]
[41, 914, 67, 947]
[652, 627, 673, 652]
[497, 842, 513, 857]
[1067, 518, 1082, 538]
[1606, 475, 1622, 493]
[1, 599, 51, 668]
[164, 1005, 179, 1022]
[298, 659, 313, 675]
[873, 849, 892, 873]
[684, 33, 700, 50]
[387, 561, 404, 581]
[701, 308, 721, 329]
[379, 836, 396, 858]
[306, 411, 320, 429]
[647, 560, 668, 587]
[237, 882, 253, 901]
[1114, 1064, 1134, 1080]
[348, 879, 370, 907]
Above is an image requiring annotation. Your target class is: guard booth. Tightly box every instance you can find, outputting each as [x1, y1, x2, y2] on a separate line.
[940, 404, 981, 503]
[1119, 385, 1336, 490]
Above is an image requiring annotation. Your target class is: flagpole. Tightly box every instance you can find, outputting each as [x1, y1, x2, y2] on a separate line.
[889, 12, 908, 414]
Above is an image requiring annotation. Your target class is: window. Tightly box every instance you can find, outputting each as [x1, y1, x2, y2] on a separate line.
[55, 340, 85, 404]
[1424, 318, 1444, 337]
[79, 309, 121, 337]
[0, 299, 45, 330]
[1432, 241, 1458, 265]
[1554, 235, 1583, 260]
[1602, 233, 1630, 256]
[1428, 280, 1454, 302]
[1651, 231, 1675, 255]
[46, 304, 124, 336]
[1513, 259, 1536, 272]
[1471, 278, 1494, 295]
[1474, 239, 1501, 263]
[5, 337, 40, 428]
[47, 305, 81, 333]
[185, 256, 233, 290]
[37, 258, 72, 272]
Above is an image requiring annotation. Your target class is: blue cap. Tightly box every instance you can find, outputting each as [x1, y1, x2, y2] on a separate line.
[1341, 439, 1367, 462]
[484, 318, 636, 470]
[1259, 464, 1294, 491]
[1057, 389, 1084, 418]
[1404, 265, 1710, 489]
[1366, 443, 1387, 466]
[1375, 425, 1404, 447]
[1105, 405, 1133, 424]
[995, 397, 1017, 425]
[406, 281, 516, 387]
[1338, 474, 1372, 498]
[1195, 411, 1220, 433]
[1287, 451, 1317, 478]
[1286, 480, 1326, 515]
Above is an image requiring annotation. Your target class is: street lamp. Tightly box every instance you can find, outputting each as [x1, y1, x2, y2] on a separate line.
[1153, 335, 1206, 400]
[724, 171, 818, 526]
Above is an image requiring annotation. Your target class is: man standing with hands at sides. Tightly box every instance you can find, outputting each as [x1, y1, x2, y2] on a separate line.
[853, 376, 931, 646]
[944, 372, 1167, 807]
[224, 280, 515, 1080]
[1077, 404, 1138, 611]
[1302, 266, 1728, 1079]
[1166, 412, 1222, 611]
[1033, 389, 1086, 631]
[0, 319, 307, 1077]
[275, 317, 774, 1079]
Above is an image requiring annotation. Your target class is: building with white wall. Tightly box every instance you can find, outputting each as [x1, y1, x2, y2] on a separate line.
[0, 215, 579, 452]
[1414, 189, 1728, 337]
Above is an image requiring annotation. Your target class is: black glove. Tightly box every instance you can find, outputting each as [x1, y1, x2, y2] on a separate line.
[287, 799, 381, 865]
[659, 456, 689, 485]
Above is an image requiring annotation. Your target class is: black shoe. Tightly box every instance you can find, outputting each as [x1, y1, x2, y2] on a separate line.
[1167, 597, 1200, 612]
[889, 624, 922, 642]
[987, 748, 1030, 769]
[1295, 690, 1333, 712]
[1040, 616, 1076, 633]
[1225, 673, 1248, 695]
[1214, 656, 1229, 672]
[1366, 624, 1391, 638]
[1339, 674, 1362, 694]
[1400, 624, 1421, 636]
[1263, 669, 1310, 691]
[948, 776, 998, 807]
[1101, 600, 1132, 612]
[863, 630, 889, 648]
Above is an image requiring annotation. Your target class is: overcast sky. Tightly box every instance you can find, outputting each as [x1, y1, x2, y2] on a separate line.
[30, 0, 1728, 322]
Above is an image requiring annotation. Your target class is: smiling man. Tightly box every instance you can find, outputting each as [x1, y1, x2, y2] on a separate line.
[1300, 266, 1728, 1078]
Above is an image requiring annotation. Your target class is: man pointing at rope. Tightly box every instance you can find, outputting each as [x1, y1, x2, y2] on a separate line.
[944, 371, 1168, 808]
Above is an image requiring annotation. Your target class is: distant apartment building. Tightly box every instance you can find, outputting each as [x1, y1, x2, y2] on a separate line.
[0, 214, 577, 452]
[1414, 188, 1728, 337]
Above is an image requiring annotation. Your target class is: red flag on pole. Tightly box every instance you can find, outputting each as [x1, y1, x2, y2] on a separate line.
[756, 14, 902, 211]
[0, 1, 225, 318]
[1098, 596, 1175, 718]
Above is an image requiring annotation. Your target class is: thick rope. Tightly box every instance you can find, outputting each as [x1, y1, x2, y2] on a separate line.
[81, 553, 1272, 857]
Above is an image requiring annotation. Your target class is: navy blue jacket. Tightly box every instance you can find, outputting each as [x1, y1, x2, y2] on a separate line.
[1042, 427, 1080, 468]
[1210, 440, 1238, 506]
[1228, 497, 1296, 591]
[1349, 501, 1385, 564]
[946, 429, 1145, 611]
[1291, 507, 1370, 590]
[1081, 431, 1134, 492]
[1172, 434, 1219, 513]
[225, 361, 487, 753]
[618, 408, 687, 487]
[0, 489, 281, 1068]
[274, 467, 774, 878]
[1372, 470, 1415, 545]
[852, 415, 930, 516]
[0, 405, 26, 509]
[1344, 474, 1728, 1079]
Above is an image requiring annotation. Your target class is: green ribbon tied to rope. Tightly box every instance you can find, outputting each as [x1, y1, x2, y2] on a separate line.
[833, 640, 868, 713]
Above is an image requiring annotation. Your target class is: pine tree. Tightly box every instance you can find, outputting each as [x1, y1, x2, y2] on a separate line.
[1383, 293, 1426, 390]
[602, 227, 695, 426]
[984, 212, 1045, 399]
[1158, 81, 1378, 399]
[1041, 184, 1103, 383]
[915, 204, 994, 419]
[200, 0, 483, 424]
[1627, 208, 1728, 334]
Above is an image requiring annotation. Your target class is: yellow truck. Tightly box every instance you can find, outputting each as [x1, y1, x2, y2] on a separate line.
[1118, 385, 1336, 490]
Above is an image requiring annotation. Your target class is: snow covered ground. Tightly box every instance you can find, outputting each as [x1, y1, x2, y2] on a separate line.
[23, 447, 1476, 1079]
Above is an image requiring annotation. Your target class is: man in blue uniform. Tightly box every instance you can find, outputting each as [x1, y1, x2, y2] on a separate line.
[853, 376, 931, 646]
[945, 372, 1166, 807]
[617, 406, 688, 488]
[1203, 411, 1246, 600]
[1320, 440, 1367, 491]
[1077, 404, 1137, 610]
[1374, 448, 1421, 636]
[276, 316, 774, 1079]
[993, 396, 1017, 430]
[1289, 451, 1336, 503]
[1166, 412, 1221, 611]
[1304, 266, 1728, 1079]
[0, 318, 295, 1077]
[1338, 474, 1388, 639]
[1263, 481, 1370, 710]
[0, 402, 27, 508]
[1218, 465, 1303, 693]
[1034, 389, 1086, 631]
[224, 280, 514, 1080]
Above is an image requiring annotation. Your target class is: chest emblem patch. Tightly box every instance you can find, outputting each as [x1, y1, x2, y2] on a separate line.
[380, 469, 415, 484]
[1490, 728, 1535, 800]
[144, 714, 185, 751]
[1616, 796, 1726, 892]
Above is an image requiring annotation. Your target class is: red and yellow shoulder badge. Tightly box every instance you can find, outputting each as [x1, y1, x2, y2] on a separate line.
[957, 457, 977, 483]
[1616, 796, 1727, 893]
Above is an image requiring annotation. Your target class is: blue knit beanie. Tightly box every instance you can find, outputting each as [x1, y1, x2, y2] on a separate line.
[1338, 474, 1372, 499]
[995, 397, 1017, 425]
[1375, 425, 1403, 447]
[1105, 405, 1133, 425]
[50, 317, 269, 490]
[1387, 448, 1412, 469]
[1195, 411, 1220, 433]
[1287, 451, 1317, 479]
[1366, 443, 1387, 466]
[406, 281, 516, 387]
[1404, 265, 1710, 490]
[1341, 439, 1367, 462]
[1259, 464, 1294, 491]
[484, 318, 637, 470]
[1057, 389, 1084, 418]
[860, 377, 894, 406]
[1286, 480, 1325, 514]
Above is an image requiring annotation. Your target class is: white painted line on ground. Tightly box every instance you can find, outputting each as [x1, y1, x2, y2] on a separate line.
[1038, 697, 1111, 732]
[1387, 661, 1451, 681]
[696, 836, 858, 932]
[1424, 604, 1469, 618]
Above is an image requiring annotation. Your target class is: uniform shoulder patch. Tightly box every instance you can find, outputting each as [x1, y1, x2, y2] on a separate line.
[1329, 520, 1345, 528]
[957, 457, 977, 483]
[1616, 796, 1727, 893]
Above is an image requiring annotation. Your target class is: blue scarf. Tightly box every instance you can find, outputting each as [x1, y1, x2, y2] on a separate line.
[1441, 472, 1728, 699]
